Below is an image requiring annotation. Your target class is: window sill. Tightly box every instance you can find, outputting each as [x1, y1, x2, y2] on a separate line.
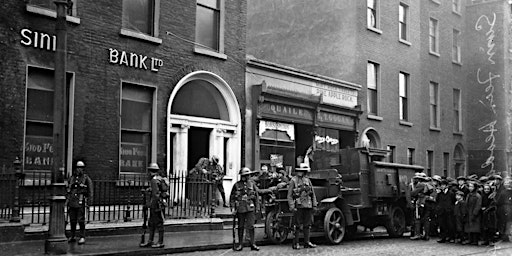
[26, 5, 80, 24]
[430, 0, 440, 5]
[429, 51, 440, 57]
[453, 131, 464, 136]
[120, 29, 162, 44]
[194, 47, 227, 60]
[399, 39, 411, 46]
[367, 114, 383, 121]
[429, 127, 441, 132]
[399, 120, 413, 127]
[452, 10, 462, 17]
[452, 60, 463, 66]
[367, 26, 382, 35]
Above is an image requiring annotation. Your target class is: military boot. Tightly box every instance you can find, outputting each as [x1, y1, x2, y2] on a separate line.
[234, 228, 244, 251]
[152, 230, 165, 248]
[410, 222, 422, 240]
[248, 229, 259, 251]
[303, 227, 316, 248]
[140, 227, 155, 247]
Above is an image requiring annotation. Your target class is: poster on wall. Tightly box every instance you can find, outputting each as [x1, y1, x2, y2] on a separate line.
[270, 154, 283, 167]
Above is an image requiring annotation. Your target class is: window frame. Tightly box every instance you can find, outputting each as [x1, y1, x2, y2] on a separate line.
[443, 152, 450, 177]
[367, 61, 380, 117]
[119, 81, 157, 176]
[387, 145, 396, 163]
[398, 72, 409, 122]
[452, 28, 462, 64]
[429, 17, 439, 55]
[194, 0, 227, 59]
[452, 0, 461, 15]
[26, 0, 80, 24]
[407, 148, 415, 165]
[453, 88, 462, 133]
[24, 65, 75, 177]
[120, 0, 162, 44]
[429, 81, 440, 130]
[426, 150, 434, 176]
[367, 0, 381, 33]
[398, 3, 409, 42]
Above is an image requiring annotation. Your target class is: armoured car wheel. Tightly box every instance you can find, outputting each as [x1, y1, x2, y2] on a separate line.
[265, 210, 288, 244]
[324, 207, 345, 244]
[386, 206, 406, 237]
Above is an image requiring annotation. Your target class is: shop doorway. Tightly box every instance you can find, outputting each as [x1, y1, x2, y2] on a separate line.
[188, 127, 211, 171]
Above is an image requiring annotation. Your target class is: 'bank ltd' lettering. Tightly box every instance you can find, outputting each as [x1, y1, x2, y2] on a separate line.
[109, 48, 163, 72]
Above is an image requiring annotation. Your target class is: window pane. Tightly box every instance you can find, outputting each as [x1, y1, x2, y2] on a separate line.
[26, 122, 53, 137]
[198, 0, 219, 9]
[368, 89, 378, 114]
[399, 73, 406, 97]
[121, 100, 152, 131]
[367, 63, 376, 89]
[122, 0, 153, 35]
[399, 5, 405, 22]
[31, 0, 55, 10]
[27, 89, 54, 122]
[196, 4, 220, 51]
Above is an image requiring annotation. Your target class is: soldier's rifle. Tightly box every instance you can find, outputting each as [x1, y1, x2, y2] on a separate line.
[140, 189, 149, 245]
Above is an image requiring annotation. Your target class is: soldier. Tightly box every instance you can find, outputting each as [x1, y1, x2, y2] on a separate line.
[410, 172, 429, 240]
[208, 155, 227, 207]
[230, 167, 260, 251]
[288, 164, 318, 250]
[66, 160, 93, 244]
[140, 163, 168, 248]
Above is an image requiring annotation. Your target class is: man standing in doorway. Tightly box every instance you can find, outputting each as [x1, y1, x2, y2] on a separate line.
[67, 160, 93, 245]
[208, 155, 228, 207]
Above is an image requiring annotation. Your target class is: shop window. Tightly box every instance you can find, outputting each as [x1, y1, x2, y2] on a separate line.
[24, 66, 72, 174]
[259, 120, 295, 172]
[314, 128, 339, 153]
[195, 0, 225, 55]
[122, 0, 160, 38]
[120, 83, 155, 174]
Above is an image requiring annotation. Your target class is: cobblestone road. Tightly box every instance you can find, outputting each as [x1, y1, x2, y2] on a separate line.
[170, 237, 512, 256]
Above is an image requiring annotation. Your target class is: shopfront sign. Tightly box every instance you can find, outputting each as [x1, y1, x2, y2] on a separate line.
[259, 102, 313, 122]
[24, 136, 53, 171]
[259, 120, 295, 140]
[108, 48, 163, 72]
[317, 111, 354, 128]
[120, 143, 147, 173]
[20, 28, 56, 52]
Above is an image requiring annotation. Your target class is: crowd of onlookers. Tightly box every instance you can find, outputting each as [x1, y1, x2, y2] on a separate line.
[409, 172, 511, 245]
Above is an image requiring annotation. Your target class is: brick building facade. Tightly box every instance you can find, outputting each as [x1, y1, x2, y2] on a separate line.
[247, 0, 512, 178]
[0, 0, 247, 197]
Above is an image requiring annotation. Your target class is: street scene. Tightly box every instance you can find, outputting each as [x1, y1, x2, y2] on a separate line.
[1, 0, 512, 255]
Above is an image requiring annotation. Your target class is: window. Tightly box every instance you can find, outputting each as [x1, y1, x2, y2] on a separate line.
[453, 89, 462, 132]
[399, 72, 409, 121]
[196, 0, 224, 54]
[429, 82, 440, 128]
[24, 66, 73, 174]
[122, 0, 159, 37]
[452, 0, 461, 14]
[314, 128, 340, 153]
[427, 150, 434, 176]
[120, 83, 155, 174]
[452, 29, 461, 63]
[429, 18, 439, 54]
[443, 153, 450, 177]
[28, 0, 78, 16]
[367, 0, 379, 29]
[407, 148, 415, 165]
[367, 62, 379, 115]
[399, 3, 408, 41]
[387, 145, 396, 163]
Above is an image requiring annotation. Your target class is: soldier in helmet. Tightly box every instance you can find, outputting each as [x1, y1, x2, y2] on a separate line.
[140, 163, 168, 248]
[208, 155, 228, 207]
[288, 164, 318, 250]
[410, 172, 429, 240]
[230, 167, 259, 251]
[66, 160, 93, 244]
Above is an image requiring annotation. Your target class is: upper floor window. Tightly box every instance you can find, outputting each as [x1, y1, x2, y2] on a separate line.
[399, 72, 409, 121]
[452, 0, 461, 14]
[426, 150, 434, 176]
[453, 89, 462, 132]
[122, 0, 158, 37]
[367, 0, 379, 30]
[367, 62, 379, 116]
[452, 29, 461, 63]
[443, 152, 450, 177]
[387, 145, 396, 163]
[196, 0, 225, 54]
[399, 3, 408, 41]
[28, 0, 77, 16]
[429, 82, 440, 129]
[429, 18, 439, 54]
[407, 148, 415, 165]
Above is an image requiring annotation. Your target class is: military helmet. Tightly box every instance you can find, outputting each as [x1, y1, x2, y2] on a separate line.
[295, 163, 310, 173]
[148, 163, 160, 172]
[432, 175, 442, 182]
[76, 161, 85, 167]
[413, 172, 428, 181]
[239, 167, 253, 176]
[211, 155, 220, 164]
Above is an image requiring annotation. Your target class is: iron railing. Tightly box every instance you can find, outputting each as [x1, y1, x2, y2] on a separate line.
[0, 170, 214, 224]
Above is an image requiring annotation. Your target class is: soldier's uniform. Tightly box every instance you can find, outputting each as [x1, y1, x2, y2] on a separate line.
[140, 163, 167, 248]
[288, 165, 317, 250]
[66, 161, 93, 244]
[410, 172, 429, 240]
[208, 155, 227, 207]
[230, 167, 259, 251]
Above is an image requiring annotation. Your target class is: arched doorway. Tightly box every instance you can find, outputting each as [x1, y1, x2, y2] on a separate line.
[453, 143, 465, 178]
[360, 128, 381, 148]
[167, 71, 241, 197]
